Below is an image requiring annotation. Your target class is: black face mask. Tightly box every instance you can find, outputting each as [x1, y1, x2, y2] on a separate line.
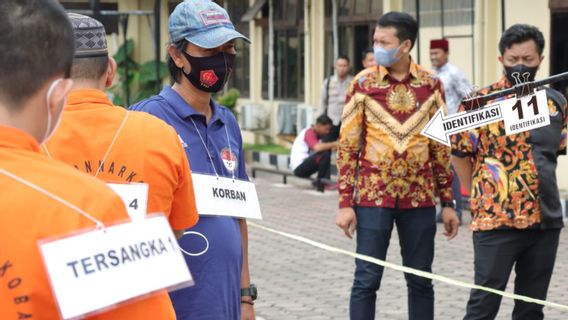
[504, 64, 538, 85]
[181, 51, 235, 93]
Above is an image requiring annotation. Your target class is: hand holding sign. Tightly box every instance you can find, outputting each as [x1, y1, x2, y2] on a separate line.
[422, 89, 550, 145]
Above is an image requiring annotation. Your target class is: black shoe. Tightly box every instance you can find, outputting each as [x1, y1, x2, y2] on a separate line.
[315, 180, 325, 193]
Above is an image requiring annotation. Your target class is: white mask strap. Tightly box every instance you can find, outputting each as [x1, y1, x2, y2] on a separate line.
[42, 79, 64, 144]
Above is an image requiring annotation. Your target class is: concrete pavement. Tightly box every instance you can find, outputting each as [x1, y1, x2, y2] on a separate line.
[248, 173, 568, 319]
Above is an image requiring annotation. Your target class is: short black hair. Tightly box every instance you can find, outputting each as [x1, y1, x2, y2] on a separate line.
[499, 24, 545, 55]
[337, 55, 350, 64]
[316, 114, 333, 126]
[377, 12, 418, 49]
[71, 56, 109, 81]
[0, 0, 74, 110]
[167, 40, 189, 84]
[362, 48, 374, 60]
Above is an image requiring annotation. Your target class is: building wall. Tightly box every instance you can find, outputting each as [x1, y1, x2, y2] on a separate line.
[116, 0, 170, 63]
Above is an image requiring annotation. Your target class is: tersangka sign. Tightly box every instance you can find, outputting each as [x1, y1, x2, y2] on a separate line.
[39, 215, 193, 319]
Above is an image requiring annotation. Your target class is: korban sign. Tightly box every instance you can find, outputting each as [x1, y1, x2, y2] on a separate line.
[422, 89, 550, 145]
[191, 173, 262, 219]
[39, 215, 193, 319]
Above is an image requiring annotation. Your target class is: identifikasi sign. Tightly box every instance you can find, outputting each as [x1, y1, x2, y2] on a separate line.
[422, 89, 550, 145]
[500, 89, 550, 135]
[39, 215, 193, 319]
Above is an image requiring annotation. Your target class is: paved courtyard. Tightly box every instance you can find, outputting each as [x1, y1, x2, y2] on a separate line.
[248, 173, 568, 320]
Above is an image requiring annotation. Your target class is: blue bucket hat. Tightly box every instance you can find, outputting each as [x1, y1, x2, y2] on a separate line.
[169, 0, 251, 49]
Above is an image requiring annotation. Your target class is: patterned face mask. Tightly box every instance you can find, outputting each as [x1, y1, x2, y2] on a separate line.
[181, 51, 235, 93]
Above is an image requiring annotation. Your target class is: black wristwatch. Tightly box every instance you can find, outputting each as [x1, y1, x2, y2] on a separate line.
[241, 284, 258, 301]
[441, 200, 456, 209]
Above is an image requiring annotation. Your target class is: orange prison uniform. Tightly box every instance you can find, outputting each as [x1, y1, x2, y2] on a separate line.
[0, 126, 176, 319]
[45, 88, 198, 231]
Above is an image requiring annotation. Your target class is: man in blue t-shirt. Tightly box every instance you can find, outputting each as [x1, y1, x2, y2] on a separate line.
[130, 1, 255, 319]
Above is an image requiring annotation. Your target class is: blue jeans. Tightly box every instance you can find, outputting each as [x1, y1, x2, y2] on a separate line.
[350, 206, 436, 320]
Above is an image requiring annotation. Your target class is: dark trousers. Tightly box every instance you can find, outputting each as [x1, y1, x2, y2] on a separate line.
[350, 206, 436, 320]
[464, 229, 561, 320]
[293, 151, 331, 181]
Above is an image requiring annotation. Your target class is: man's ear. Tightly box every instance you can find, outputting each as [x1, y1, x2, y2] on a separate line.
[402, 39, 412, 54]
[47, 78, 74, 113]
[104, 57, 117, 89]
[168, 45, 189, 73]
[498, 55, 504, 64]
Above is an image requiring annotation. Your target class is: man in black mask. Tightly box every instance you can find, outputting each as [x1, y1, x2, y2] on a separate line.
[452, 24, 567, 320]
[130, 1, 256, 319]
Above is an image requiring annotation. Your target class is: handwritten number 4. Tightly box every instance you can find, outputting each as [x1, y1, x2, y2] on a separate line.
[129, 198, 139, 210]
[512, 95, 539, 120]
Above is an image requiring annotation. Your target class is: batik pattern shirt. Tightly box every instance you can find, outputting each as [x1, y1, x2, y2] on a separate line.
[337, 61, 454, 209]
[451, 77, 567, 231]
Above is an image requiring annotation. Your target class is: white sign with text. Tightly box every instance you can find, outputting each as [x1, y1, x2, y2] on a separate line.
[39, 215, 193, 319]
[191, 173, 263, 219]
[107, 183, 148, 220]
[500, 89, 550, 135]
[422, 89, 551, 145]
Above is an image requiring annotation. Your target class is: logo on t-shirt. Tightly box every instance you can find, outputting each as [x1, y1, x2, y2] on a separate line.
[220, 148, 237, 172]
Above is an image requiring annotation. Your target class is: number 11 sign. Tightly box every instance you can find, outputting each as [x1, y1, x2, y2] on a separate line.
[501, 89, 550, 135]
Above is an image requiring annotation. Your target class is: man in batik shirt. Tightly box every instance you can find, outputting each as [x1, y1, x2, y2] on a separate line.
[335, 12, 459, 320]
[452, 24, 567, 320]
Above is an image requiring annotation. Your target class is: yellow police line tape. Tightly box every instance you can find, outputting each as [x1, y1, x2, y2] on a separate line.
[248, 221, 568, 311]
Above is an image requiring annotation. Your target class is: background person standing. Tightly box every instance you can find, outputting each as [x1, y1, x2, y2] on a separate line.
[318, 55, 353, 142]
[430, 38, 472, 223]
[361, 47, 377, 70]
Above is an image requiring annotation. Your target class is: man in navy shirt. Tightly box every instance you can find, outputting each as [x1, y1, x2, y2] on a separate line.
[130, 1, 255, 319]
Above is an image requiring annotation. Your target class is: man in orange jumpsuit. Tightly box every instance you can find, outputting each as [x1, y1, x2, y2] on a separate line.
[45, 13, 199, 238]
[0, 1, 179, 318]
